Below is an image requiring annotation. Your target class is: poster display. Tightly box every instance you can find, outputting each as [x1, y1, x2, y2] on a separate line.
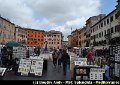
[90, 68, 105, 80]
[35, 60, 43, 76]
[115, 63, 120, 77]
[74, 58, 87, 66]
[18, 59, 31, 76]
[18, 58, 44, 76]
[13, 47, 27, 59]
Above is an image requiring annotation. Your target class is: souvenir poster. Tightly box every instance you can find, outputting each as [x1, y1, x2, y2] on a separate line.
[70, 55, 76, 64]
[13, 47, 27, 58]
[90, 72, 103, 80]
[75, 58, 87, 66]
[90, 68, 104, 80]
[79, 69, 86, 74]
[30, 60, 37, 73]
[76, 69, 79, 74]
[35, 60, 43, 76]
[115, 63, 120, 77]
[0, 68, 6, 76]
[18, 59, 31, 76]
[76, 76, 81, 80]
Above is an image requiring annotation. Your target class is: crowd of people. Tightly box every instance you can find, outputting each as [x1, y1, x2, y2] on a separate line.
[52, 49, 70, 75]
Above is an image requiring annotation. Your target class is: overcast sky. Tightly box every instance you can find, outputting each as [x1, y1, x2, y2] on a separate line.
[0, 0, 117, 40]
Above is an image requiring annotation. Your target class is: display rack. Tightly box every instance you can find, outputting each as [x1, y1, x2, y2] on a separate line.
[109, 45, 120, 80]
[73, 65, 100, 80]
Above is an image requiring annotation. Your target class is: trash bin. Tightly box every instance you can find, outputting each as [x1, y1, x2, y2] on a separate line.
[43, 59, 47, 71]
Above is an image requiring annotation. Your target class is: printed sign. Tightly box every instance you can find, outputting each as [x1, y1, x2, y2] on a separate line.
[35, 60, 43, 76]
[0, 68, 6, 76]
[90, 68, 105, 80]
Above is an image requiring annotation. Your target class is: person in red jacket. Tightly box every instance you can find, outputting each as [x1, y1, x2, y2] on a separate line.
[86, 49, 93, 65]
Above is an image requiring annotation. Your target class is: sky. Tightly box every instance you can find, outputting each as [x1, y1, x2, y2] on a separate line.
[0, 0, 117, 40]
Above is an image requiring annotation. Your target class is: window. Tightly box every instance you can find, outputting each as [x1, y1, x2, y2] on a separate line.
[115, 11, 120, 19]
[99, 33, 101, 38]
[110, 16, 113, 22]
[99, 24, 101, 29]
[57, 42, 59, 44]
[107, 29, 110, 34]
[104, 21, 106, 26]
[115, 25, 119, 32]
[111, 27, 113, 33]
[97, 34, 98, 38]
[107, 19, 109, 24]
[102, 32, 103, 37]
[101, 23, 103, 27]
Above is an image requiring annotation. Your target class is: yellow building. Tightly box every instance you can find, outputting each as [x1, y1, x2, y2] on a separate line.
[0, 16, 15, 45]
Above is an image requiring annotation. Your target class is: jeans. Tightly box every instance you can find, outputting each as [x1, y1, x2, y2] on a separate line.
[62, 62, 67, 75]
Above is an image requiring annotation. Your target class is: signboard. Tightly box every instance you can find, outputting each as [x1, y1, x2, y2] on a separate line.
[90, 68, 105, 80]
[74, 58, 87, 66]
[0, 68, 6, 76]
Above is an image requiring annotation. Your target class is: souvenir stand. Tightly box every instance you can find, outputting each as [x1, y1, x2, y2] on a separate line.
[12, 47, 27, 75]
[73, 57, 103, 80]
[15, 48, 49, 77]
[109, 45, 120, 80]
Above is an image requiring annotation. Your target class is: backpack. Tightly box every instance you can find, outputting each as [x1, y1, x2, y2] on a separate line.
[53, 53, 58, 58]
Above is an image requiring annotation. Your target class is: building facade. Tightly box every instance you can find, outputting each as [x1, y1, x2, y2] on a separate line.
[80, 27, 86, 47]
[86, 14, 106, 47]
[90, 8, 120, 47]
[25, 28, 45, 48]
[0, 16, 15, 45]
[44, 30, 63, 49]
[15, 26, 27, 46]
[71, 29, 79, 47]
[67, 35, 72, 47]
[62, 41, 68, 49]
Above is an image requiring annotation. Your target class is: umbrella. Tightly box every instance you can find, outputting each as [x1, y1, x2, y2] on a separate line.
[6, 41, 21, 47]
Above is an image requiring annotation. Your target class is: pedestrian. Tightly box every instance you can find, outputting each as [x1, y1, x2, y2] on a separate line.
[101, 59, 110, 80]
[1, 46, 8, 68]
[52, 49, 58, 68]
[58, 49, 62, 67]
[86, 48, 93, 65]
[7, 47, 13, 71]
[61, 49, 70, 75]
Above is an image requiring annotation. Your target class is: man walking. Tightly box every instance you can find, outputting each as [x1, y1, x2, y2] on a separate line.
[61, 49, 70, 75]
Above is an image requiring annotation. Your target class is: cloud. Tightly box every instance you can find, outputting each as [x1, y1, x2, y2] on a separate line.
[0, 0, 101, 40]
[24, 0, 100, 23]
